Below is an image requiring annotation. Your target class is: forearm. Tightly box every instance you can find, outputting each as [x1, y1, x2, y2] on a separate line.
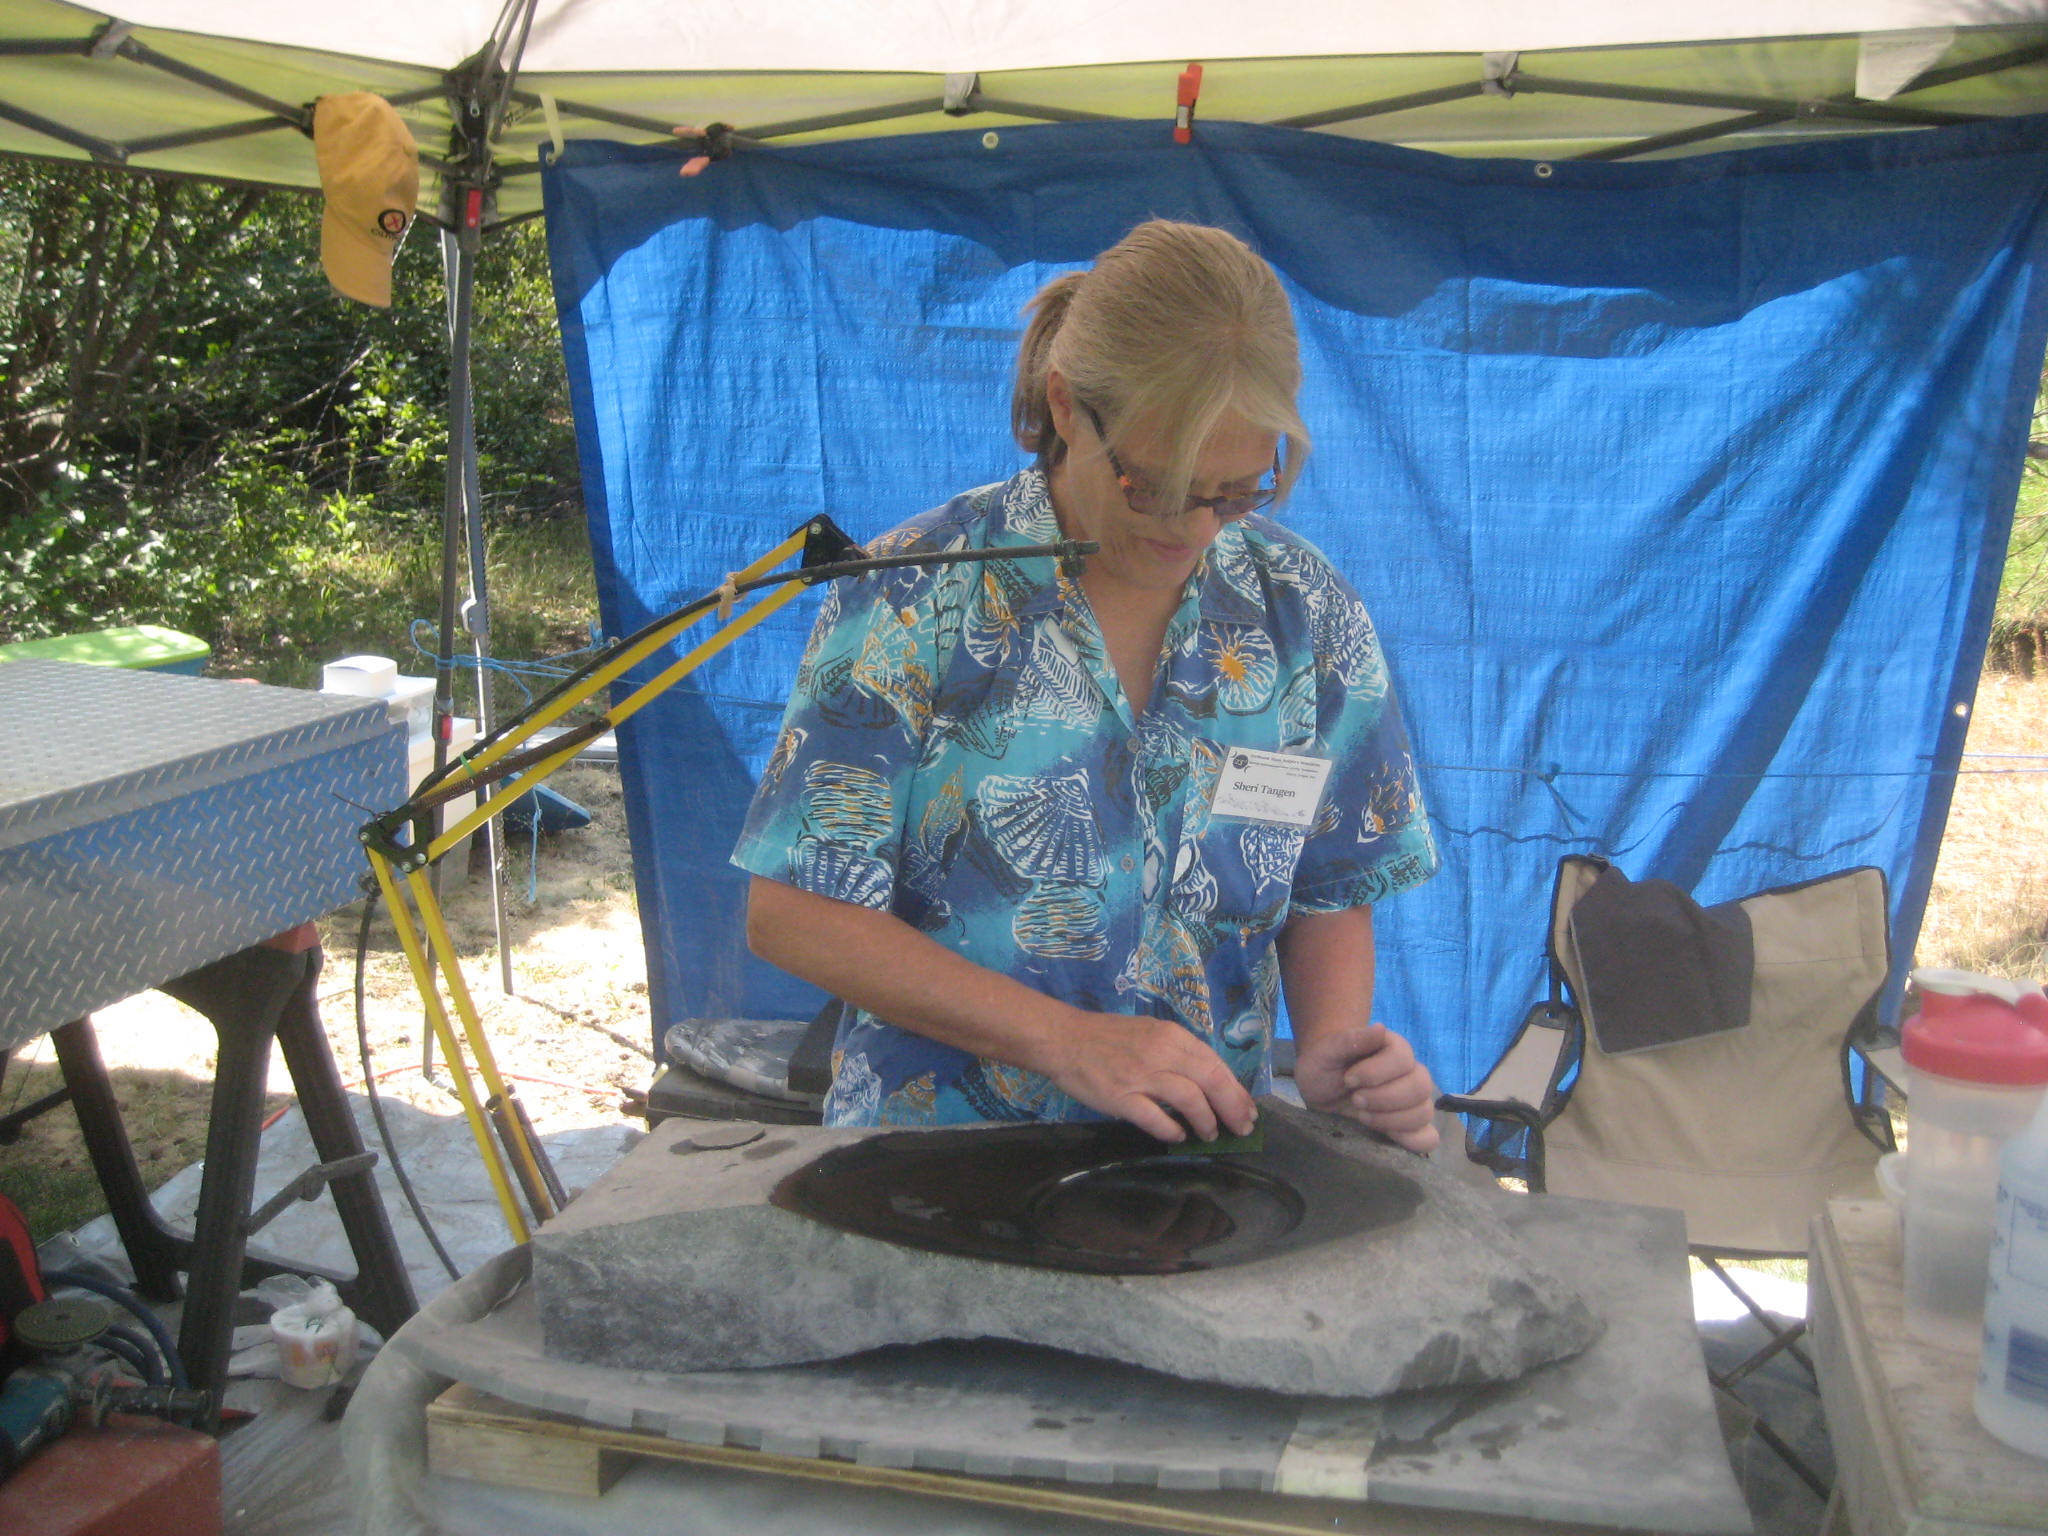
[1276, 904, 1376, 1057]
[745, 875, 1079, 1077]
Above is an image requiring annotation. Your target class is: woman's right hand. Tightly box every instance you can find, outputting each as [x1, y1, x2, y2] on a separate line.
[1038, 1010, 1258, 1145]
[747, 879, 1256, 1144]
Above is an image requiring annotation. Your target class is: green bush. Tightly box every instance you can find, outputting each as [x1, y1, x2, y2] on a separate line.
[0, 159, 582, 677]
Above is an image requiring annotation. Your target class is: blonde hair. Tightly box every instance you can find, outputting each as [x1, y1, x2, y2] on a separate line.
[1011, 221, 1309, 513]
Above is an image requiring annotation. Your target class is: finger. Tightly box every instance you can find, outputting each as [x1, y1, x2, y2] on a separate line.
[671, 126, 713, 177]
[1183, 1055, 1258, 1138]
[1139, 1025, 1254, 1137]
[1379, 1119, 1441, 1154]
[1352, 1086, 1435, 1129]
[1150, 1075, 1222, 1143]
[1115, 1091, 1191, 1144]
[1340, 1027, 1412, 1090]
[1346, 1071, 1435, 1117]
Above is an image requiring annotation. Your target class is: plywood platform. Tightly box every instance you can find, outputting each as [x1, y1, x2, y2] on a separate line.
[424, 1381, 1620, 1536]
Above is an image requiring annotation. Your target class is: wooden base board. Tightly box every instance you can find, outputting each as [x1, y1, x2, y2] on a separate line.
[424, 1383, 1618, 1536]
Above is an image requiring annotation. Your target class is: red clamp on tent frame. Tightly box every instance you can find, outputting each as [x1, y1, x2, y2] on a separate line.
[1174, 63, 1203, 143]
[357, 517, 1095, 1245]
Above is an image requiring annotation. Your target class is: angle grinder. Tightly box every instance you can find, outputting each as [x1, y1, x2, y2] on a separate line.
[0, 1297, 208, 1479]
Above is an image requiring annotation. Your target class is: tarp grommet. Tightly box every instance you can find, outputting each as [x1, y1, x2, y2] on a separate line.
[1534, 162, 1554, 179]
[982, 131, 1000, 150]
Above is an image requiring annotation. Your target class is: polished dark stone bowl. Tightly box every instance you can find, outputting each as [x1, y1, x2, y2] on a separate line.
[768, 1112, 1421, 1275]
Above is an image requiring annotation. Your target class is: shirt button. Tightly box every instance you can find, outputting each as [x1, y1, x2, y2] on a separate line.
[1120, 855, 1136, 872]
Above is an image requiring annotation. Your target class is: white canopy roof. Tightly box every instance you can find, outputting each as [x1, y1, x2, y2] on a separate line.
[91, 1, 2048, 74]
[5, 1, 2048, 218]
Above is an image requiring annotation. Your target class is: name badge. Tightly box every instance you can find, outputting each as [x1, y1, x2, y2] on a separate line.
[1208, 748, 1333, 828]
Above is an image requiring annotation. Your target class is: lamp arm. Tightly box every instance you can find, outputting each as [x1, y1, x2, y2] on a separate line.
[364, 518, 1095, 862]
[352, 512, 1093, 1245]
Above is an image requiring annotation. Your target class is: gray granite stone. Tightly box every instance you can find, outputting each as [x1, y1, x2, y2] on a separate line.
[531, 1100, 1601, 1398]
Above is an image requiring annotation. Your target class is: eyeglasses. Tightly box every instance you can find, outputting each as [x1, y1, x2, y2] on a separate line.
[1080, 402, 1282, 521]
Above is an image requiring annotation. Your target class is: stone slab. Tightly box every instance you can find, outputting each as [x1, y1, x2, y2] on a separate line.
[390, 1192, 1749, 1532]
[532, 1100, 1600, 1399]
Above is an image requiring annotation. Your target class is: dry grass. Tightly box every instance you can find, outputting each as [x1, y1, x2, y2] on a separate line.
[1912, 670, 2048, 980]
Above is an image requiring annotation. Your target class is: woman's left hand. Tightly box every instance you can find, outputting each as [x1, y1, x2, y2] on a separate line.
[1293, 1022, 1439, 1152]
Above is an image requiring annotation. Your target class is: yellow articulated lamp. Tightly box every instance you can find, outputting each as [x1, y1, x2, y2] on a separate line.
[357, 516, 1095, 1245]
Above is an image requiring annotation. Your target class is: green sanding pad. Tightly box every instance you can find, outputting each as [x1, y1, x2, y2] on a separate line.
[1178, 1122, 1265, 1156]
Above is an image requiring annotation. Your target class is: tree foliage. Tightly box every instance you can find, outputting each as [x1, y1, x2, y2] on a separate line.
[0, 158, 578, 647]
[0, 165, 264, 516]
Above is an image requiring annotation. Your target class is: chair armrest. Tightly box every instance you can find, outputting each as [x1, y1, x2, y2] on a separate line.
[1437, 1093, 1551, 1191]
[1857, 1041, 1906, 1097]
[1436, 1001, 1578, 1194]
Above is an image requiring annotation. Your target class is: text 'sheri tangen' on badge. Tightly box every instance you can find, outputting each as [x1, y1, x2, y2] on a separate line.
[1208, 748, 1334, 828]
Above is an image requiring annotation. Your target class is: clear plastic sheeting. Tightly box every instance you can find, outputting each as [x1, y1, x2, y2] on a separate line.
[65, 1095, 642, 1305]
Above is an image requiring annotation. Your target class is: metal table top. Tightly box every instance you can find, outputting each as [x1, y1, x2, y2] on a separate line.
[0, 660, 405, 1047]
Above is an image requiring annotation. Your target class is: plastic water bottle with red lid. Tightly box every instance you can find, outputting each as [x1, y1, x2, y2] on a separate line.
[1899, 968, 2048, 1354]
[1979, 1053, 2048, 1459]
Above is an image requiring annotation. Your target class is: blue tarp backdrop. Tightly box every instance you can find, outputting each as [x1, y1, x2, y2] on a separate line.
[544, 116, 2048, 1097]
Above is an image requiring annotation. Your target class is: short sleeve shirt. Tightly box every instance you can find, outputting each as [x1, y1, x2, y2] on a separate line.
[732, 468, 1437, 1127]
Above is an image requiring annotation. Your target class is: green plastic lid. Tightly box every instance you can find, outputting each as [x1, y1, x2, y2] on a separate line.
[0, 624, 210, 670]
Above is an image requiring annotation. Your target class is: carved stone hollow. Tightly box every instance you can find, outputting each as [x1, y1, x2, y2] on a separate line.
[531, 1098, 1602, 1399]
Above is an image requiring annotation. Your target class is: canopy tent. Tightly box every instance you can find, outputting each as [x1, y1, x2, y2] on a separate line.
[7, 3, 2048, 1094]
[6, 2, 2048, 219]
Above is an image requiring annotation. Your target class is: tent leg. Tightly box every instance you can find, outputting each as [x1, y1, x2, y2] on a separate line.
[442, 216, 517, 997]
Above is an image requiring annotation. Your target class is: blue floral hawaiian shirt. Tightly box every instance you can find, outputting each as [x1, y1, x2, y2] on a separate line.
[732, 468, 1438, 1127]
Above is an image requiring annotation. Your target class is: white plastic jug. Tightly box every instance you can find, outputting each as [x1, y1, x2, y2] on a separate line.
[1977, 1088, 2048, 1459]
[1900, 969, 2048, 1353]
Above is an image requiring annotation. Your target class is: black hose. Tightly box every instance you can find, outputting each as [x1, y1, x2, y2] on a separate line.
[96, 1324, 160, 1387]
[42, 1270, 186, 1391]
[354, 890, 463, 1281]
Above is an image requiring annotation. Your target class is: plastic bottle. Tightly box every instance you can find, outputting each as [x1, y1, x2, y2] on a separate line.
[1899, 969, 2048, 1353]
[1977, 1087, 2048, 1458]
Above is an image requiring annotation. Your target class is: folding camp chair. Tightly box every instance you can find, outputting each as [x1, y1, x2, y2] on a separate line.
[1440, 855, 1897, 1499]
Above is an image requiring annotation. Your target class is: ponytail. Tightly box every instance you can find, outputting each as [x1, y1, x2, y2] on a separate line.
[1011, 271, 1085, 464]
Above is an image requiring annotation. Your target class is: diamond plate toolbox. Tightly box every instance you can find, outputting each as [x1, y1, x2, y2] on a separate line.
[0, 660, 406, 1050]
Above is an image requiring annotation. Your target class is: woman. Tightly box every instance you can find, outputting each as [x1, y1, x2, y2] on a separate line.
[733, 221, 1441, 1149]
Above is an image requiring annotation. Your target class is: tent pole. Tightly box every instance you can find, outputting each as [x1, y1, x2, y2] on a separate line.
[428, 4, 538, 1007]
[423, 217, 463, 1075]
[457, 253, 516, 998]
[434, 198, 517, 1004]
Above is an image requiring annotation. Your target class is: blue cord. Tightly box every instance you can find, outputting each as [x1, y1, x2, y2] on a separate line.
[43, 1269, 189, 1391]
[97, 1323, 161, 1386]
[406, 620, 789, 715]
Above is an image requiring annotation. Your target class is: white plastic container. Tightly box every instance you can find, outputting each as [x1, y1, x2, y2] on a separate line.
[1978, 1090, 2048, 1459]
[1900, 969, 2048, 1353]
[321, 654, 398, 697]
[269, 1279, 360, 1389]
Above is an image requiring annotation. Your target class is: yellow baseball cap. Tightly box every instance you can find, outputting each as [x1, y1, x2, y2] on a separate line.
[313, 93, 418, 307]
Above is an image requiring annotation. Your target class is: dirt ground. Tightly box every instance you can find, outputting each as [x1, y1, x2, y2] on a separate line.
[3, 676, 2044, 1230]
[0, 762, 655, 1220]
